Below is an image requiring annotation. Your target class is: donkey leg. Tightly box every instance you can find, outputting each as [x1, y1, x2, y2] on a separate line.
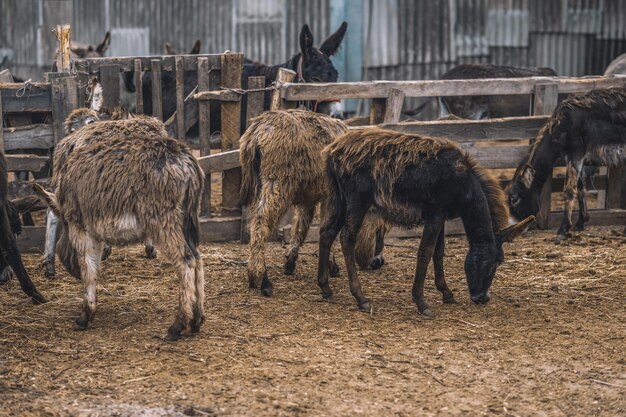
[433, 225, 455, 304]
[340, 197, 371, 311]
[42, 209, 58, 278]
[319, 199, 340, 277]
[0, 206, 46, 303]
[75, 235, 104, 330]
[370, 223, 387, 270]
[556, 159, 581, 244]
[318, 207, 346, 300]
[247, 188, 288, 297]
[0, 255, 13, 284]
[284, 205, 315, 276]
[191, 255, 205, 334]
[144, 238, 157, 259]
[574, 174, 589, 231]
[413, 216, 444, 318]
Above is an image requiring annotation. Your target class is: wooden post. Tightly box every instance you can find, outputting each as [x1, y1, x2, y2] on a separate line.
[607, 166, 626, 209]
[197, 57, 211, 218]
[271, 68, 296, 110]
[50, 76, 79, 144]
[134, 59, 143, 114]
[370, 97, 386, 125]
[0, 95, 4, 151]
[151, 59, 163, 120]
[384, 88, 405, 124]
[532, 82, 558, 229]
[53, 24, 71, 73]
[220, 53, 244, 216]
[100, 64, 120, 109]
[175, 56, 185, 141]
[240, 76, 266, 243]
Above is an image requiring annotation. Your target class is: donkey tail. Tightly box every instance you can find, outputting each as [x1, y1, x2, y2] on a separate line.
[239, 135, 262, 206]
[183, 162, 204, 252]
[355, 215, 386, 270]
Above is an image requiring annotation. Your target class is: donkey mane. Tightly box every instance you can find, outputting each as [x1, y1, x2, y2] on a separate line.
[442, 64, 556, 80]
[326, 128, 509, 231]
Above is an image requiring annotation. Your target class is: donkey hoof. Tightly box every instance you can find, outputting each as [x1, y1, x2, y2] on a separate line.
[418, 307, 435, 319]
[145, 246, 157, 259]
[166, 322, 185, 341]
[43, 262, 55, 279]
[260, 277, 273, 297]
[31, 292, 48, 305]
[442, 294, 457, 304]
[329, 262, 341, 277]
[357, 299, 372, 312]
[74, 318, 90, 331]
[370, 256, 385, 270]
[574, 223, 585, 232]
[554, 234, 567, 245]
[283, 261, 296, 276]
[101, 245, 112, 261]
[191, 315, 205, 334]
[0, 267, 13, 284]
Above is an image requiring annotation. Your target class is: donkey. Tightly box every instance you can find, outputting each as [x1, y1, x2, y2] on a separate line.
[33, 131, 205, 341]
[70, 32, 111, 59]
[0, 150, 46, 303]
[41, 105, 167, 278]
[507, 87, 626, 243]
[318, 128, 534, 317]
[240, 110, 386, 296]
[164, 40, 201, 55]
[404, 64, 558, 120]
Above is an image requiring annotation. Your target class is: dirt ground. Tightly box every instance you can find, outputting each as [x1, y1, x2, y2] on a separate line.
[1, 226, 624, 416]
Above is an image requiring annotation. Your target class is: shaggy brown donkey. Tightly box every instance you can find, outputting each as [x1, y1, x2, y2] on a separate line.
[240, 110, 385, 296]
[33, 132, 204, 341]
[318, 128, 534, 317]
[0, 150, 46, 303]
[507, 87, 626, 243]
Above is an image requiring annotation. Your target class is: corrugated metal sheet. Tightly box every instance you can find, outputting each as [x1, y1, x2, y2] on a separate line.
[489, 46, 530, 67]
[363, 0, 399, 67]
[529, 0, 566, 33]
[454, 0, 488, 57]
[486, 6, 529, 47]
[285, 0, 330, 58]
[235, 0, 284, 65]
[109, 28, 150, 57]
[530, 33, 589, 76]
[565, 0, 602, 34]
[600, 0, 626, 40]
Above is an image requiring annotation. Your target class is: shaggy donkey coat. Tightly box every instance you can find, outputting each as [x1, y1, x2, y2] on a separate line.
[318, 128, 534, 317]
[507, 87, 626, 242]
[34, 132, 205, 341]
[240, 110, 385, 296]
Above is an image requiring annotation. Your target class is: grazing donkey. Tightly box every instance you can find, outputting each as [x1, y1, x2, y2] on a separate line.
[33, 131, 205, 340]
[42, 106, 166, 278]
[318, 128, 534, 317]
[240, 110, 385, 296]
[508, 87, 626, 243]
[0, 150, 46, 303]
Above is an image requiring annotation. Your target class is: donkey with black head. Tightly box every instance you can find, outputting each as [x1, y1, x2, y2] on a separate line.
[318, 128, 534, 317]
[507, 87, 626, 243]
[33, 130, 205, 341]
[69, 32, 111, 59]
[0, 150, 46, 303]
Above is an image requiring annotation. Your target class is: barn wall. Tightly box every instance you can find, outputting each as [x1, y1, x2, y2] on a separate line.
[1, 0, 625, 89]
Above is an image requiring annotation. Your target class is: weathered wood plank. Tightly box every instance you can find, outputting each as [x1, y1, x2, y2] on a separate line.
[199, 216, 241, 243]
[375, 116, 549, 141]
[607, 165, 626, 209]
[370, 97, 386, 125]
[281, 76, 626, 101]
[197, 150, 240, 173]
[0, 69, 14, 83]
[16, 226, 47, 253]
[100, 64, 120, 109]
[193, 90, 242, 102]
[220, 53, 243, 216]
[241, 76, 266, 244]
[197, 57, 211, 218]
[175, 56, 185, 141]
[3, 124, 54, 150]
[134, 59, 143, 114]
[464, 145, 529, 169]
[384, 88, 405, 124]
[165, 86, 198, 137]
[50, 76, 78, 144]
[0, 84, 52, 113]
[54, 24, 71, 73]
[77, 54, 223, 73]
[533, 82, 559, 229]
[6, 154, 49, 172]
[151, 59, 163, 120]
[271, 68, 296, 110]
[0, 95, 3, 150]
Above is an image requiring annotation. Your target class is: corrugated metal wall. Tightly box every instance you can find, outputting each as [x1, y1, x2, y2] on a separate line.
[1, 0, 626, 84]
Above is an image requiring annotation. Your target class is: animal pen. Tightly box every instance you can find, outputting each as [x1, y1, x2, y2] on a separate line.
[2, 28, 626, 253]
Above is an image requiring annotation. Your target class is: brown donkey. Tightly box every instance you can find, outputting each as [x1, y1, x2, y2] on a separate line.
[34, 131, 205, 341]
[240, 110, 386, 296]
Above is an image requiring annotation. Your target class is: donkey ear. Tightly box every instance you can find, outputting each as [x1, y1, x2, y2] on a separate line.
[31, 184, 60, 216]
[319, 21, 348, 56]
[11, 196, 42, 215]
[96, 31, 111, 56]
[497, 216, 535, 245]
[189, 40, 201, 55]
[521, 166, 535, 189]
[164, 42, 177, 55]
[299, 24, 314, 58]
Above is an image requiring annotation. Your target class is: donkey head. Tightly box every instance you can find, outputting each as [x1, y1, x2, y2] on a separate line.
[165, 39, 201, 55]
[507, 160, 540, 222]
[70, 32, 111, 59]
[296, 22, 347, 119]
[464, 216, 535, 304]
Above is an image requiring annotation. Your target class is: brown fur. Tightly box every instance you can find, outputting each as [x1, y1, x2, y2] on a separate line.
[240, 110, 384, 294]
[38, 131, 205, 340]
[325, 128, 510, 232]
